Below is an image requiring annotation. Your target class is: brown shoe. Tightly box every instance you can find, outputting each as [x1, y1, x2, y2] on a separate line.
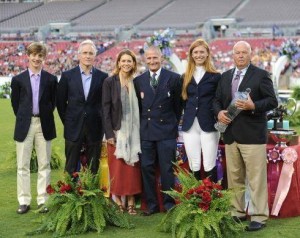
[127, 205, 137, 215]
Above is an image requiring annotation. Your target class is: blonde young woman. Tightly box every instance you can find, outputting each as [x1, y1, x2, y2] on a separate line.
[181, 38, 221, 182]
[102, 49, 142, 215]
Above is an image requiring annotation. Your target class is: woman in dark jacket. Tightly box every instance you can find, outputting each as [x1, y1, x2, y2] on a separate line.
[181, 38, 221, 182]
[102, 49, 141, 215]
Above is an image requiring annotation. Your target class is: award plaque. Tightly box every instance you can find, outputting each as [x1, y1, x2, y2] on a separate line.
[215, 88, 251, 133]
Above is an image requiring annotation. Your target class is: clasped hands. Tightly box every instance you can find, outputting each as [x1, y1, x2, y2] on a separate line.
[107, 130, 117, 146]
[217, 94, 255, 125]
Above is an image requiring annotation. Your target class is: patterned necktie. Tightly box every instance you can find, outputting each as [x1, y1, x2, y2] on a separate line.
[150, 73, 158, 89]
[231, 70, 242, 98]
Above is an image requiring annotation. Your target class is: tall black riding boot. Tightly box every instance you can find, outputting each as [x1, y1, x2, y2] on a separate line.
[205, 166, 218, 183]
[193, 170, 201, 180]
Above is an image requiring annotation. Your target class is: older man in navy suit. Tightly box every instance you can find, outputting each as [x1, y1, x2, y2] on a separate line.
[134, 46, 182, 215]
[57, 39, 108, 175]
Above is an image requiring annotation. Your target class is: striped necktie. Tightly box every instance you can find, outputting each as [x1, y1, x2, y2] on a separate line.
[150, 73, 158, 89]
[231, 70, 242, 98]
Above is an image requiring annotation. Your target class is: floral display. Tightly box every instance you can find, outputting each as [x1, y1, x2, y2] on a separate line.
[279, 39, 300, 64]
[145, 28, 175, 58]
[28, 168, 132, 237]
[159, 166, 243, 238]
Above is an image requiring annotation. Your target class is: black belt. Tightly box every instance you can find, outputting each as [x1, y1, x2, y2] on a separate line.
[32, 114, 40, 117]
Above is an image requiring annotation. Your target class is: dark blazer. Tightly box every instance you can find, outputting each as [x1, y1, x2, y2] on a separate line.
[213, 64, 278, 144]
[102, 75, 122, 139]
[134, 68, 182, 141]
[56, 66, 108, 142]
[11, 69, 57, 142]
[182, 72, 221, 132]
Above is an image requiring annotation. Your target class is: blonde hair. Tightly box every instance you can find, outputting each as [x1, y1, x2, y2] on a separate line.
[112, 49, 137, 77]
[182, 38, 217, 100]
[26, 42, 47, 57]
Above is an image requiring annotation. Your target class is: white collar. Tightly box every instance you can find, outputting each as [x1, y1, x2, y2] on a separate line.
[234, 65, 249, 75]
[150, 68, 162, 78]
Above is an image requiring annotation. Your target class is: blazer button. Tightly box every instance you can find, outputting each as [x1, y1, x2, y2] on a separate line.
[148, 118, 151, 120]
[160, 119, 163, 122]
[159, 105, 162, 108]
[148, 109, 151, 111]
[196, 107, 198, 110]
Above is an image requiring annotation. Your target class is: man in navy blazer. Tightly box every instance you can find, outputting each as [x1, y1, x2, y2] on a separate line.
[213, 41, 278, 231]
[134, 46, 182, 215]
[57, 39, 108, 175]
[11, 42, 57, 214]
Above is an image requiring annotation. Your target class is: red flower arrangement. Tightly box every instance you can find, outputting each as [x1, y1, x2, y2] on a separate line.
[185, 178, 223, 211]
[159, 167, 243, 238]
[29, 168, 132, 237]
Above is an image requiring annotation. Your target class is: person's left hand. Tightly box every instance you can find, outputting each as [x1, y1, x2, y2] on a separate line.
[235, 94, 255, 111]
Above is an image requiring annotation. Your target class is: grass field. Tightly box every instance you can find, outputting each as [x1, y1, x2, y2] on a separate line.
[0, 98, 300, 238]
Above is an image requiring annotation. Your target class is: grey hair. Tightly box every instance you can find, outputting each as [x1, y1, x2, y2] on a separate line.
[233, 41, 252, 54]
[144, 45, 162, 56]
[78, 39, 97, 55]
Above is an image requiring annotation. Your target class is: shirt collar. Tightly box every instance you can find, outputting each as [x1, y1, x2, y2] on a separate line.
[150, 68, 162, 78]
[80, 66, 93, 75]
[234, 65, 249, 76]
[28, 68, 41, 77]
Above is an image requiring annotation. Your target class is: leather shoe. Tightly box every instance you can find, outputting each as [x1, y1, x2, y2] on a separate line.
[17, 205, 30, 214]
[232, 216, 247, 222]
[38, 204, 49, 213]
[245, 221, 266, 231]
[141, 209, 159, 216]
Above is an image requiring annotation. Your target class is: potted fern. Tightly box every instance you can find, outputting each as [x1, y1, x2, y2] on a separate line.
[159, 167, 243, 238]
[28, 168, 133, 237]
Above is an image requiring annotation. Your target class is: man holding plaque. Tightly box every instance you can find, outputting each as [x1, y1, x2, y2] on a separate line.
[213, 41, 278, 231]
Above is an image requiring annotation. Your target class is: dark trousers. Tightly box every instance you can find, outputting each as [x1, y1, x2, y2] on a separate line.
[65, 122, 101, 175]
[141, 139, 176, 211]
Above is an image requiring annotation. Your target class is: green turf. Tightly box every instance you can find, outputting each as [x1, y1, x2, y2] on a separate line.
[0, 98, 300, 238]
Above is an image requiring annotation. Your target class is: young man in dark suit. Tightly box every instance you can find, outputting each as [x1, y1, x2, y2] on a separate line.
[213, 41, 278, 231]
[134, 46, 182, 215]
[56, 39, 108, 176]
[11, 42, 57, 214]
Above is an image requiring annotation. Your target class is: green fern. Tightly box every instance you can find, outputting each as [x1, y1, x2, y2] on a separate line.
[159, 165, 243, 238]
[28, 168, 133, 237]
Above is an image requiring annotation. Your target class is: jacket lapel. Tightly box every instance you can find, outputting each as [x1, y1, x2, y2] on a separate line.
[198, 72, 211, 86]
[38, 70, 46, 102]
[152, 68, 170, 104]
[24, 70, 33, 102]
[239, 64, 255, 92]
[74, 66, 85, 100]
[86, 67, 96, 101]
[228, 68, 235, 99]
[143, 71, 156, 107]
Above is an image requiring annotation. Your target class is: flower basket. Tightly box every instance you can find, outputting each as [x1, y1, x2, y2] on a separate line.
[27, 168, 133, 237]
[159, 167, 243, 238]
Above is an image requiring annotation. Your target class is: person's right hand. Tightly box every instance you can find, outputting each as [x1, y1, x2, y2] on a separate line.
[107, 138, 116, 146]
[217, 110, 231, 125]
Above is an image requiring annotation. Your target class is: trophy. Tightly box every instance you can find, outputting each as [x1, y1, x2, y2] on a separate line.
[215, 88, 251, 133]
[267, 98, 297, 147]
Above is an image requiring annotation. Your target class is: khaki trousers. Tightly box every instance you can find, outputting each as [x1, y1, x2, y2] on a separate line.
[225, 142, 269, 223]
[16, 117, 51, 205]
